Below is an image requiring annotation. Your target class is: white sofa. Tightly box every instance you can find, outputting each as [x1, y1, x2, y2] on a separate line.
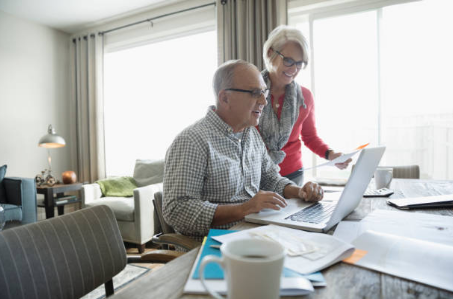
[81, 159, 164, 253]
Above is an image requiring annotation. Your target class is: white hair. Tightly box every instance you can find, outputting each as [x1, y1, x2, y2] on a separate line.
[263, 25, 309, 71]
[212, 59, 258, 100]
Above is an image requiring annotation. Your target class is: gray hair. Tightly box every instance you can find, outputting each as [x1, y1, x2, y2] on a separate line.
[212, 60, 258, 101]
[263, 25, 309, 71]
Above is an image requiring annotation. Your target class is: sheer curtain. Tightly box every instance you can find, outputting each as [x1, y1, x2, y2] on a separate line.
[217, 0, 287, 67]
[70, 33, 106, 183]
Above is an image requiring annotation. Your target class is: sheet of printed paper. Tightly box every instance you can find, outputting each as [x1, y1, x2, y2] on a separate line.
[213, 224, 354, 275]
[304, 143, 369, 170]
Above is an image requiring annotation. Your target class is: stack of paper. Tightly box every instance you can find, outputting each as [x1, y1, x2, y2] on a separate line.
[334, 209, 453, 292]
[184, 227, 343, 296]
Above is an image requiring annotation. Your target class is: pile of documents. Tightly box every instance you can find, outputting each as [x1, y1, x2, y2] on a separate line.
[334, 209, 453, 292]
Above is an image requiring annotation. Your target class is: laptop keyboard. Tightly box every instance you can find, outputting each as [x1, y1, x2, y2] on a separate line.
[285, 203, 336, 224]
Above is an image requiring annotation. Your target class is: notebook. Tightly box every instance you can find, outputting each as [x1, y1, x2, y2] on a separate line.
[387, 194, 453, 209]
[245, 146, 386, 233]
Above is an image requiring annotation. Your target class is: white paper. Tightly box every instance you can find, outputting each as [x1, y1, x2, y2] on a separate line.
[333, 209, 453, 246]
[183, 240, 314, 296]
[350, 230, 453, 292]
[213, 225, 355, 275]
[304, 150, 360, 170]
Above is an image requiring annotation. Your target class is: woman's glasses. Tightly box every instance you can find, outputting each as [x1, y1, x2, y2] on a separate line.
[275, 50, 305, 69]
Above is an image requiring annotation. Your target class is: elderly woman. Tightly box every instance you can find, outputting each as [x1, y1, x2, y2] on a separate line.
[258, 25, 351, 185]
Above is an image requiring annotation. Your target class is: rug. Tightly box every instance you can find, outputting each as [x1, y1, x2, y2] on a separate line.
[81, 264, 150, 299]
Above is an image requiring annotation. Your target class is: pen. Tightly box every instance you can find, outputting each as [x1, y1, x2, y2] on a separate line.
[210, 245, 221, 249]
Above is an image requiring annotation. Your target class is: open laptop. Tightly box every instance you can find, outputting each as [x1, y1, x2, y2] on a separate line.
[245, 146, 386, 233]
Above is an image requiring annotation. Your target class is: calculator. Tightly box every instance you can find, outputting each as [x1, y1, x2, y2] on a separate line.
[363, 188, 394, 197]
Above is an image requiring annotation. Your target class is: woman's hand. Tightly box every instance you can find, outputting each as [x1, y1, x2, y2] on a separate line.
[298, 181, 323, 202]
[328, 151, 352, 170]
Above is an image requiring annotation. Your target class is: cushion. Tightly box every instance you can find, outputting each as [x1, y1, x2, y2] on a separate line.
[96, 177, 137, 197]
[133, 159, 164, 187]
[0, 164, 7, 203]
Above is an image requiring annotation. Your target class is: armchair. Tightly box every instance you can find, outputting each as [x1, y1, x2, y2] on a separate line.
[0, 165, 37, 229]
[82, 159, 164, 253]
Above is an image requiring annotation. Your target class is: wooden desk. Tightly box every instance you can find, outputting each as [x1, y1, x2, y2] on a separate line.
[37, 183, 83, 218]
[112, 179, 453, 299]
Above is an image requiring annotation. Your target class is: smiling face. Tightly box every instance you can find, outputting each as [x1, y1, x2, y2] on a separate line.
[269, 41, 304, 88]
[217, 64, 268, 132]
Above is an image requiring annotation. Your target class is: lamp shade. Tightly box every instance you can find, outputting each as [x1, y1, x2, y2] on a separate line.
[38, 124, 66, 148]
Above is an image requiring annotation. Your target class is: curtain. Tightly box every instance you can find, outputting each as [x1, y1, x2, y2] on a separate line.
[70, 33, 106, 183]
[217, 0, 287, 68]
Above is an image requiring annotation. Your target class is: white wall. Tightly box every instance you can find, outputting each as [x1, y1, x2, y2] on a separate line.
[0, 10, 74, 181]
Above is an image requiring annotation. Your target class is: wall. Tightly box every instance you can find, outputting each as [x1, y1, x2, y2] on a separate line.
[0, 10, 74, 181]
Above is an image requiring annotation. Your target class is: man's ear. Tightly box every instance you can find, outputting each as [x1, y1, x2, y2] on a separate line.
[218, 90, 229, 106]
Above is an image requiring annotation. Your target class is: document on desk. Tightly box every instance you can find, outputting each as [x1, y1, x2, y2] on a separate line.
[213, 225, 355, 275]
[184, 229, 315, 296]
[333, 209, 453, 246]
[343, 230, 453, 293]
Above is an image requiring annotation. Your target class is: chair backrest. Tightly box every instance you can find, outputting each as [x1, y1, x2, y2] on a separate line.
[377, 165, 420, 179]
[0, 205, 127, 299]
[153, 191, 175, 234]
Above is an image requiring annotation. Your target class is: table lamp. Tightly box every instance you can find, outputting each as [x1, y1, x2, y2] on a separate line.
[38, 124, 66, 184]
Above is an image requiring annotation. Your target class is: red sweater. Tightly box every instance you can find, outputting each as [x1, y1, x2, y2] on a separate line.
[270, 86, 329, 176]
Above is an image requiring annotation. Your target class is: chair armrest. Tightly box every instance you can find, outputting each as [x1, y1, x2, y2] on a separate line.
[133, 183, 163, 243]
[4, 177, 37, 224]
[81, 183, 103, 206]
[152, 233, 201, 251]
[127, 250, 184, 264]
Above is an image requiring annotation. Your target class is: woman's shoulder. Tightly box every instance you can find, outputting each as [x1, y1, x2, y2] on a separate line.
[300, 86, 314, 105]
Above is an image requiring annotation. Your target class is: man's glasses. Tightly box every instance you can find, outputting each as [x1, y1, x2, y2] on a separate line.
[225, 88, 270, 99]
[275, 50, 305, 69]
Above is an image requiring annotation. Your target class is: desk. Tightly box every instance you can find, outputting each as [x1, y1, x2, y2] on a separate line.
[112, 179, 453, 299]
[37, 183, 83, 218]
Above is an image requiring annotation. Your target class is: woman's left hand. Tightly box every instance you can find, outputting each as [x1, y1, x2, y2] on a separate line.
[328, 151, 352, 170]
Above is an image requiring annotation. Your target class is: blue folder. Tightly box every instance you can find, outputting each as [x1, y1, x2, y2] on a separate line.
[192, 229, 325, 285]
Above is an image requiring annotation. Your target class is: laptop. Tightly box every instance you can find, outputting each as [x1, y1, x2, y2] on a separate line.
[245, 146, 386, 233]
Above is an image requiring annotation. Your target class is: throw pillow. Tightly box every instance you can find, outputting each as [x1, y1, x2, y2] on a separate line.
[0, 164, 7, 203]
[133, 159, 164, 187]
[96, 176, 137, 197]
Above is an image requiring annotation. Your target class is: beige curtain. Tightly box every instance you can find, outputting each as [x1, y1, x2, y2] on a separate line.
[70, 33, 106, 183]
[217, 0, 287, 68]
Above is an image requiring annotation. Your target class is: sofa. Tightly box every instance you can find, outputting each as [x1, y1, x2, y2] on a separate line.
[0, 165, 37, 229]
[81, 159, 164, 253]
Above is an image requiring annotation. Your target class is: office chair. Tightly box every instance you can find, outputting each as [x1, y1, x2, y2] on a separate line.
[152, 191, 201, 251]
[0, 205, 181, 299]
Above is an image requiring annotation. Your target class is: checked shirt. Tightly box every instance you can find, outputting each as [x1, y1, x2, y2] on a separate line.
[163, 106, 294, 241]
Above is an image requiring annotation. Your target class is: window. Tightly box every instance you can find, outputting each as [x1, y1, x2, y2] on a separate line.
[290, 0, 453, 180]
[104, 29, 217, 176]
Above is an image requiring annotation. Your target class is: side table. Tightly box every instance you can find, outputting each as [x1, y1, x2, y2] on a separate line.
[37, 183, 83, 219]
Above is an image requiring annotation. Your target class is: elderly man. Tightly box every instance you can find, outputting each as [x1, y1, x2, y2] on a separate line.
[163, 60, 323, 240]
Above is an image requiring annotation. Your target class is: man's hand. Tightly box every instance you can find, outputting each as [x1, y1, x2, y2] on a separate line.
[298, 181, 323, 202]
[328, 151, 352, 170]
[242, 190, 287, 214]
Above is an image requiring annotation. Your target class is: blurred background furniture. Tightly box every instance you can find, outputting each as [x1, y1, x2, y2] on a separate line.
[0, 205, 182, 299]
[37, 183, 82, 218]
[152, 191, 201, 251]
[0, 165, 37, 229]
[377, 165, 420, 179]
[82, 160, 164, 253]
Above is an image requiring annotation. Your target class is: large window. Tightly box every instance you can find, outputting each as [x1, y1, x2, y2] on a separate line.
[104, 29, 217, 176]
[290, 0, 453, 180]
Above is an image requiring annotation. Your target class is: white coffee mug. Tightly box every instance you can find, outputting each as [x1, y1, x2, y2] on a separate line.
[375, 168, 393, 189]
[199, 238, 285, 299]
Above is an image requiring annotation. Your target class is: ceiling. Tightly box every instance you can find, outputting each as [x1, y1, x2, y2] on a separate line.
[0, 0, 169, 34]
